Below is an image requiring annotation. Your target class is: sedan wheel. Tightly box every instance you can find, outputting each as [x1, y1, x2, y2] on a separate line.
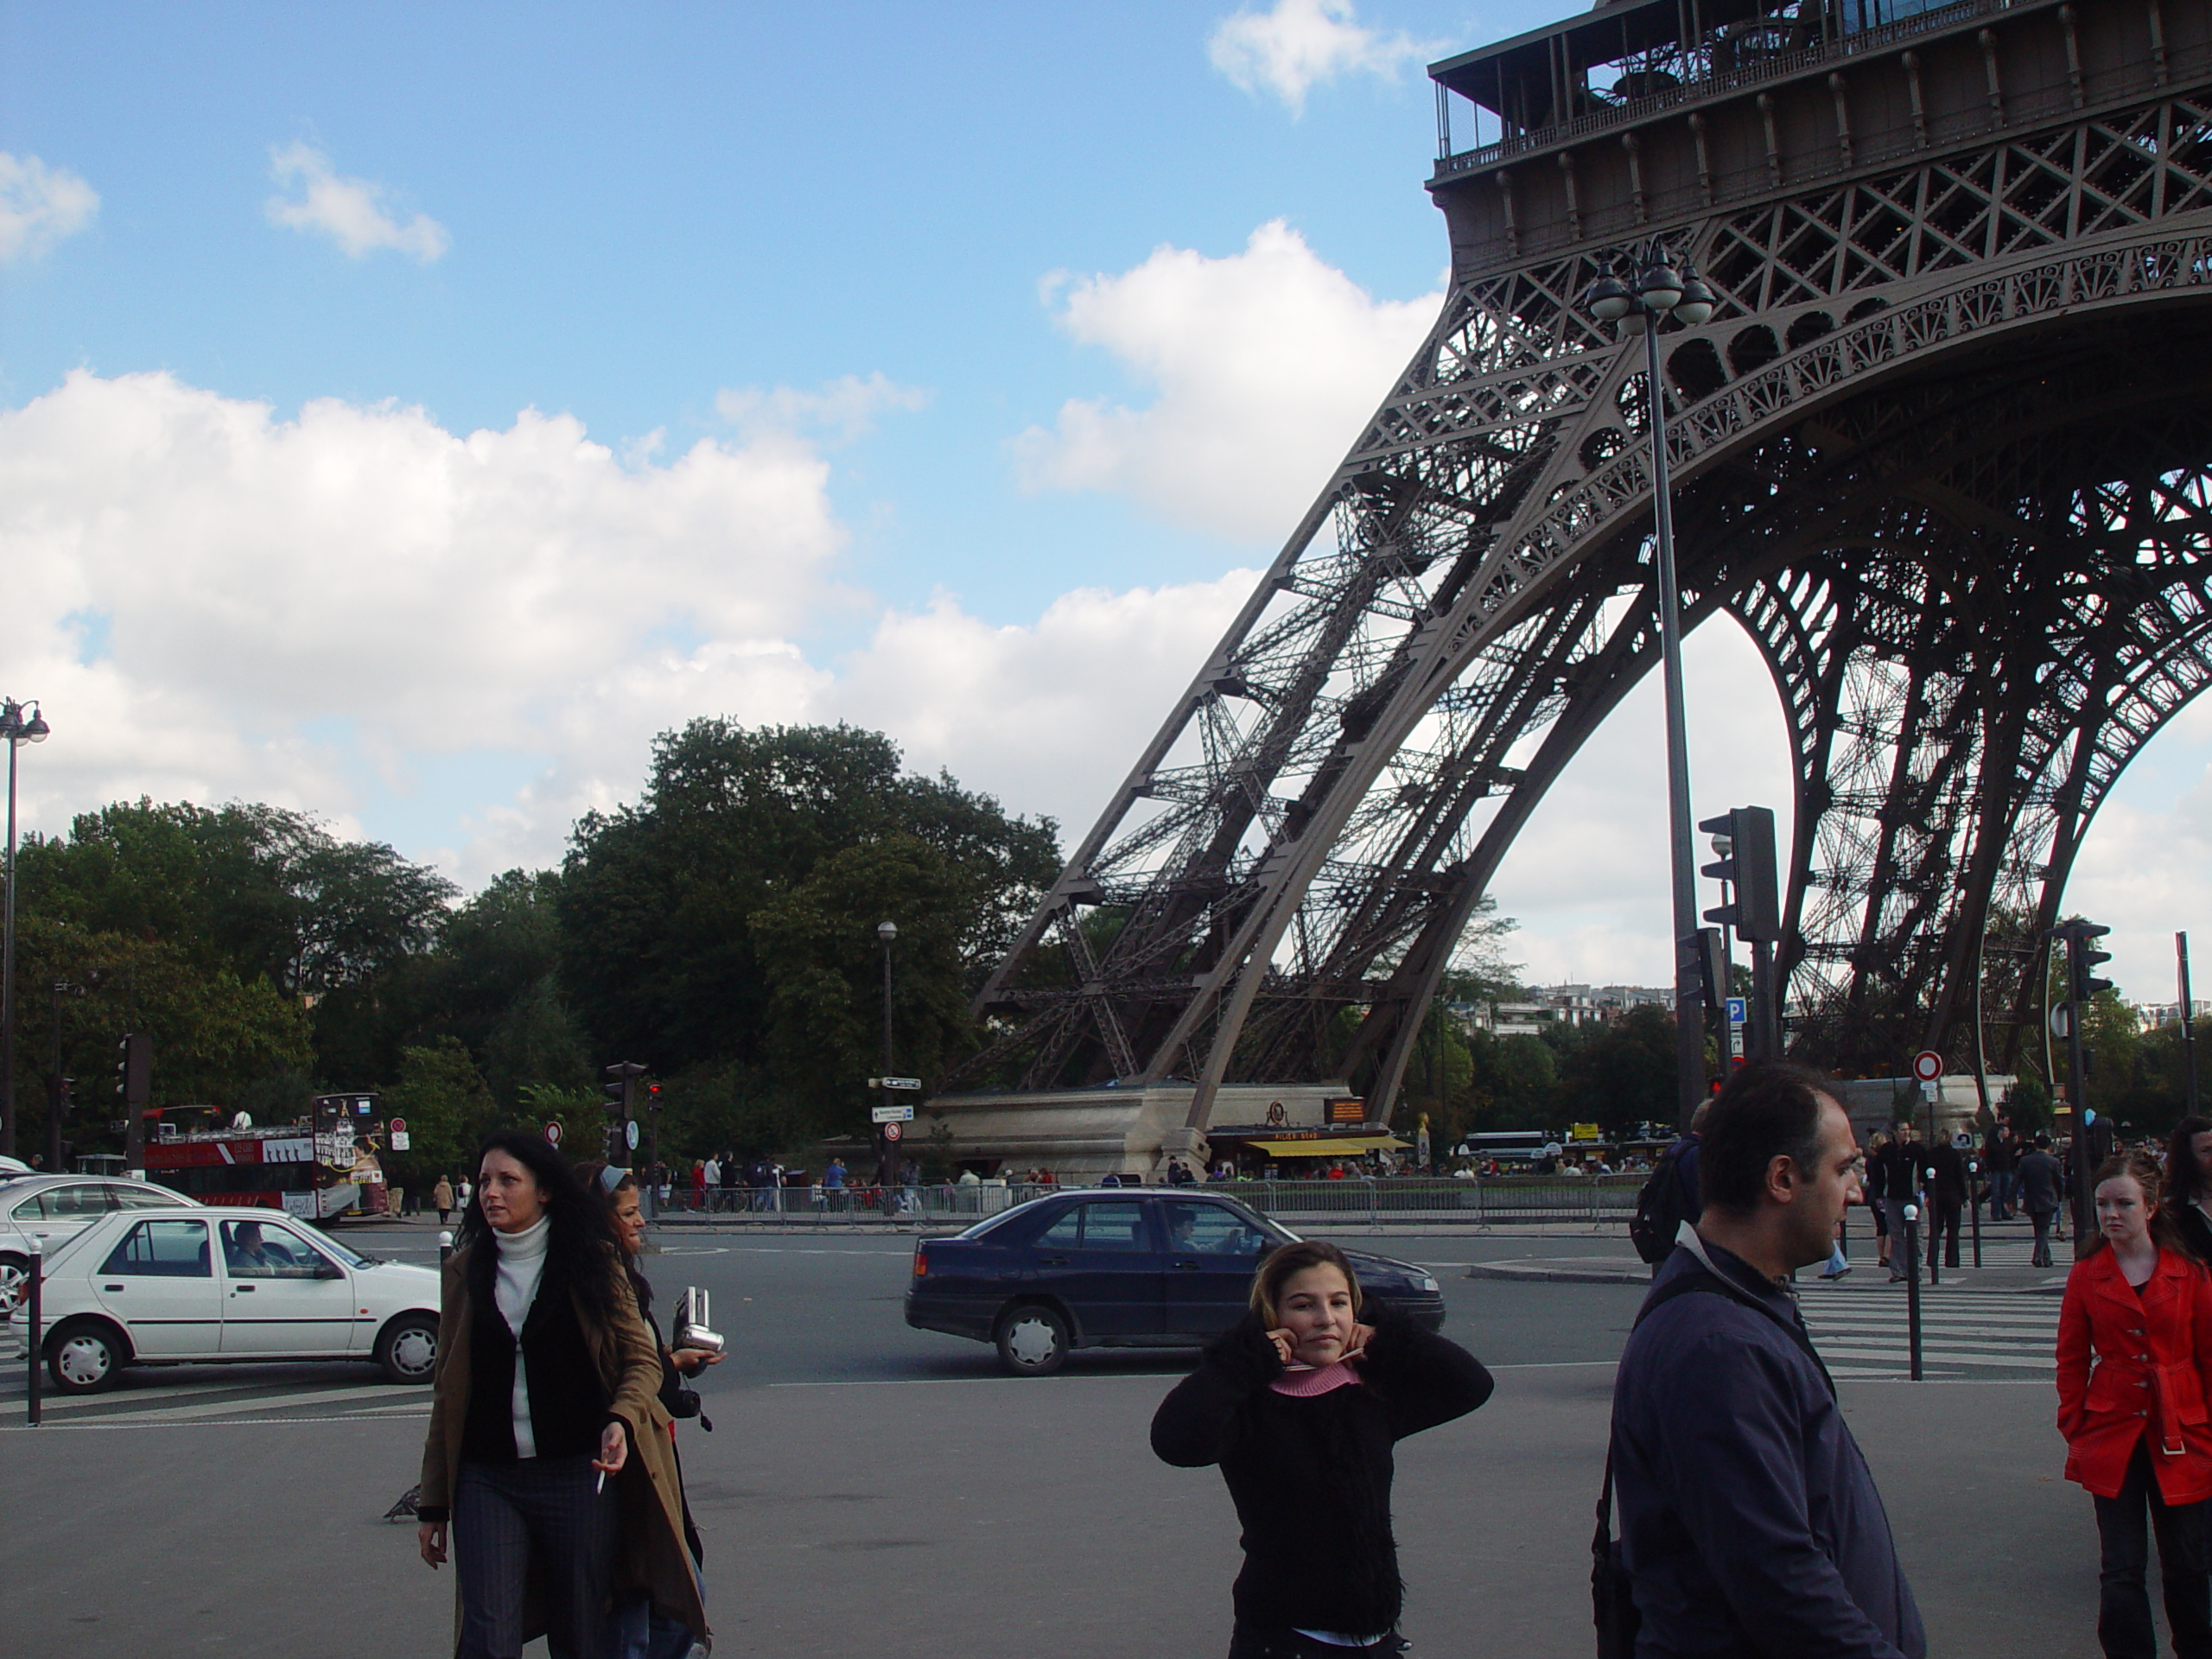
[995, 1304, 1071, 1376]
[376, 1313, 439, 1384]
[0, 1254, 25, 1317]
[48, 1323, 124, 1395]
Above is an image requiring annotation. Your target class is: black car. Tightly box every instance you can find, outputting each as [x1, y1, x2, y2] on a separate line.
[904, 1187, 1446, 1376]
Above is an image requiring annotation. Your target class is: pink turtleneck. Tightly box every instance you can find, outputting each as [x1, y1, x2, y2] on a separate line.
[1269, 1358, 1362, 1397]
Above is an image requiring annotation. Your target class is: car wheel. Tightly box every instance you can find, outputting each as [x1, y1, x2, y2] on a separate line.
[375, 1313, 439, 1384]
[994, 1303, 1071, 1377]
[48, 1319, 127, 1395]
[0, 1253, 26, 1317]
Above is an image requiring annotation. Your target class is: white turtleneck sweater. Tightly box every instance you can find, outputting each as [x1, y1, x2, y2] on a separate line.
[493, 1214, 550, 1459]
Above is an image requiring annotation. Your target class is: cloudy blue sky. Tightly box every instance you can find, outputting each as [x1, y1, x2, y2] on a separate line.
[4, 0, 2209, 1003]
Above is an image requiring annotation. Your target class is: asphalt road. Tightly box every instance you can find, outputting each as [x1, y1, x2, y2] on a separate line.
[0, 1221, 2098, 1658]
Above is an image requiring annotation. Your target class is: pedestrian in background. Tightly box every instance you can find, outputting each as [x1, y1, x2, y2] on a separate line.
[1151, 1239, 1493, 1657]
[413, 1131, 668, 1659]
[1606, 1061, 1923, 1658]
[1924, 1133, 1967, 1271]
[1873, 1121, 1919, 1282]
[579, 1160, 715, 1659]
[2021, 1134, 2067, 1268]
[434, 1174, 455, 1228]
[1986, 1122, 2018, 1221]
[2161, 1117, 2212, 1264]
[2057, 1148, 2212, 1658]
[1865, 1131, 1893, 1272]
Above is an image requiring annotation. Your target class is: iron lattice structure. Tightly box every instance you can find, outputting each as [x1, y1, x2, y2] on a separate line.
[965, 0, 2212, 1127]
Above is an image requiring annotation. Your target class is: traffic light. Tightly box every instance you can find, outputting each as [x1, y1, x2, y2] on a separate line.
[117, 1033, 151, 1108]
[2068, 923, 2115, 1004]
[1698, 805, 1782, 942]
[1694, 926, 1730, 1015]
[601, 1062, 646, 1164]
[50, 1075, 74, 1117]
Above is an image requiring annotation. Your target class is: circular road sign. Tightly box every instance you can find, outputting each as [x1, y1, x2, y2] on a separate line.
[625, 1119, 640, 1151]
[2050, 1004, 2074, 1039]
[1910, 1050, 1943, 1083]
[387, 1116, 407, 1135]
[543, 1119, 563, 1147]
[883, 1122, 903, 1143]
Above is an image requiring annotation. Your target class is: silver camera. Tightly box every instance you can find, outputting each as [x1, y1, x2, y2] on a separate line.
[675, 1286, 726, 1357]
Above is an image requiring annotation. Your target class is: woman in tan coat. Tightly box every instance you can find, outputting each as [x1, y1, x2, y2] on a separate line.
[415, 1131, 703, 1659]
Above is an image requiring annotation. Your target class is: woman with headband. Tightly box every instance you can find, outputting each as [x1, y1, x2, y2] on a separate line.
[580, 1159, 719, 1659]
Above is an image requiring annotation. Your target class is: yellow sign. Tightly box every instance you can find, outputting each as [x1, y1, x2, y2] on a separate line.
[1567, 1123, 1602, 1142]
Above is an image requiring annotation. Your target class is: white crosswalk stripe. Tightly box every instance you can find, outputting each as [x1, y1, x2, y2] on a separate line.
[0, 1338, 431, 1427]
[1796, 1285, 2059, 1379]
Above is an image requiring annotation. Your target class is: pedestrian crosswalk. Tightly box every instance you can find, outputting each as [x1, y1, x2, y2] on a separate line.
[0, 1325, 430, 1427]
[1796, 1281, 2060, 1380]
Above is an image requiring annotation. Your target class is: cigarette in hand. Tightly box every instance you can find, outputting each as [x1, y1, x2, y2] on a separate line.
[594, 1471, 606, 1496]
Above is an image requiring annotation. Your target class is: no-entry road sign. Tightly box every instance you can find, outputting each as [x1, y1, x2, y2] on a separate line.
[544, 1120, 564, 1146]
[1911, 1050, 1943, 1083]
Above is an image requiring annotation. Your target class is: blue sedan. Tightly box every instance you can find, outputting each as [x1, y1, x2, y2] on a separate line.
[905, 1188, 1446, 1375]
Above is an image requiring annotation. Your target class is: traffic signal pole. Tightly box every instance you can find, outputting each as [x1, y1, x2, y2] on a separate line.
[2056, 920, 2113, 1257]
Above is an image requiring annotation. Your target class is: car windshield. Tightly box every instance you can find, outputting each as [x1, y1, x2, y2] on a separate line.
[308, 1230, 377, 1268]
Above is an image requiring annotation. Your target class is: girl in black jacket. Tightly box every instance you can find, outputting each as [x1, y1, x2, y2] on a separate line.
[1150, 1240, 1494, 1658]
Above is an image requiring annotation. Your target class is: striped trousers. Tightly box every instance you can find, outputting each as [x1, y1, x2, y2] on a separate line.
[454, 1456, 620, 1659]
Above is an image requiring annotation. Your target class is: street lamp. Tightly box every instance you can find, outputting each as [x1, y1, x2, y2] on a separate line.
[1583, 244, 1717, 1124]
[876, 920, 899, 1191]
[0, 697, 51, 1160]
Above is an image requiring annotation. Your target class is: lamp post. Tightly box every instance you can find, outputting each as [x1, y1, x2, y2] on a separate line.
[1583, 245, 1717, 1124]
[877, 920, 898, 1191]
[0, 697, 52, 1160]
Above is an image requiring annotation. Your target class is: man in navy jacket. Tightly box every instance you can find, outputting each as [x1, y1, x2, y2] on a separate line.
[1611, 1061, 1925, 1658]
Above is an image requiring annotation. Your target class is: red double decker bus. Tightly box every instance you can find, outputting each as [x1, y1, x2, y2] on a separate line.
[143, 1094, 389, 1221]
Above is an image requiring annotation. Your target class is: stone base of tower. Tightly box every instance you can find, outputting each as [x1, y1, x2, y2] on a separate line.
[918, 1082, 1366, 1183]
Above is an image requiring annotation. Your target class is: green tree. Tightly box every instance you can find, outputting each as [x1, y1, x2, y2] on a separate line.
[1547, 1006, 1678, 1138]
[9, 917, 314, 1156]
[380, 1038, 498, 1186]
[557, 721, 1058, 1131]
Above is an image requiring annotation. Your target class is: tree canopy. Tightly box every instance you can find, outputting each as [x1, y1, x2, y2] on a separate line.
[5, 722, 1060, 1168]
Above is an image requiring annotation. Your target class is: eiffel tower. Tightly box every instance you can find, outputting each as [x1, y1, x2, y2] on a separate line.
[946, 0, 2212, 1168]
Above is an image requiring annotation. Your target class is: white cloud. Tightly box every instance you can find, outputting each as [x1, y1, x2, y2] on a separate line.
[1208, 0, 1435, 116]
[0, 368, 1254, 887]
[265, 143, 449, 262]
[1014, 220, 1441, 544]
[715, 372, 931, 445]
[0, 152, 99, 262]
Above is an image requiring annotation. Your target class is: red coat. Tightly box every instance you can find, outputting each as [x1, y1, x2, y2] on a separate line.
[2057, 1245, 2212, 1502]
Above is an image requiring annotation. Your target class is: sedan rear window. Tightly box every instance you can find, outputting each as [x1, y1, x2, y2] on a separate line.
[101, 1218, 213, 1278]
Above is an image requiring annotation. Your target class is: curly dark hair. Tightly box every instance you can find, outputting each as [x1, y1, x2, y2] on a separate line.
[2164, 1117, 2212, 1207]
[456, 1129, 626, 1323]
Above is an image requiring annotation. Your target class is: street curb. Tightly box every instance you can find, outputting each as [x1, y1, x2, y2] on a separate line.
[1465, 1261, 2070, 1294]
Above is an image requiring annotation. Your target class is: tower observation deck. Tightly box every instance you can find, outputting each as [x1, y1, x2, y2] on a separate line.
[940, 0, 2212, 1176]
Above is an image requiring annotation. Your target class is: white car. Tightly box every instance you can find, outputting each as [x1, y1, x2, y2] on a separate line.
[10, 1205, 442, 1394]
[0, 1174, 203, 1314]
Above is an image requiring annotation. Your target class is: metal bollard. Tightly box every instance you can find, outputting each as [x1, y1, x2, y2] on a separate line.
[1903, 1205, 1924, 1382]
[1923, 1167, 1941, 1287]
[438, 1230, 454, 1265]
[26, 1241, 42, 1427]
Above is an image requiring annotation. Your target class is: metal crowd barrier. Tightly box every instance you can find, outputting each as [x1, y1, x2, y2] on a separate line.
[644, 1174, 1645, 1227]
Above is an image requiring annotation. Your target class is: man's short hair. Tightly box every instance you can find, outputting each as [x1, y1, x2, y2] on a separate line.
[1698, 1061, 1839, 1214]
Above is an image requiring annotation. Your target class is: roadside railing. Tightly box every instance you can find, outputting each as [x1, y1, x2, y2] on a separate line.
[645, 1174, 1644, 1228]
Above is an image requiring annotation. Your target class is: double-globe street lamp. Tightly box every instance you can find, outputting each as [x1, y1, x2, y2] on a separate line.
[1, 697, 53, 1159]
[1582, 245, 1717, 1123]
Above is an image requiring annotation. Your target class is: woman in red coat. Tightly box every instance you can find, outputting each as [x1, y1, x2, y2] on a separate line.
[2059, 1148, 2212, 1658]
